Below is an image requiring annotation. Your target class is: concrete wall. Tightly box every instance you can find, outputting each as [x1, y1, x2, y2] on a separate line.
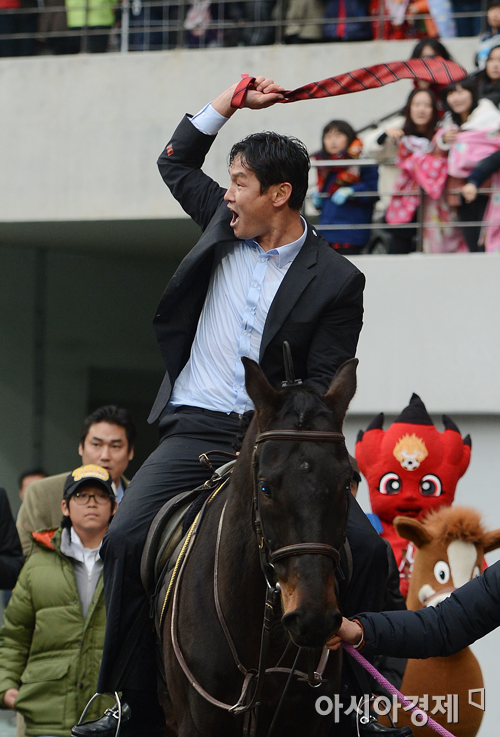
[0, 38, 477, 223]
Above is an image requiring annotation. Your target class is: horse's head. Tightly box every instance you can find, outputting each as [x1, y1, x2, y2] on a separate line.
[242, 356, 357, 649]
[394, 506, 500, 611]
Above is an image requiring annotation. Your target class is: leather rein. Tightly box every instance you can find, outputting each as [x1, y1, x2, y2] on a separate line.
[170, 427, 348, 736]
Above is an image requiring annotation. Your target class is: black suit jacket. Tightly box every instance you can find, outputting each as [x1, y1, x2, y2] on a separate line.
[0, 488, 24, 590]
[149, 115, 366, 423]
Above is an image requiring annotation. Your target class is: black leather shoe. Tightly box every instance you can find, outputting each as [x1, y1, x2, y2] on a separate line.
[356, 711, 414, 736]
[71, 702, 132, 737]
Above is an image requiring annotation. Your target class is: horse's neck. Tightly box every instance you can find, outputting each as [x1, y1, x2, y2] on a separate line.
[214, 456, 268, 654]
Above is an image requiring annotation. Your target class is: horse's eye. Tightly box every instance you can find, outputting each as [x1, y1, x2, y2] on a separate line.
[300, 461, 310, 473]
[379, 472, 401, 495]
[419, 474, 442, 497]
[260, 482, 271, 498]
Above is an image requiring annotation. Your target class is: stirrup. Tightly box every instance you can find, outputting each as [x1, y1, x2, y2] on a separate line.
[76, 691, 123, 737]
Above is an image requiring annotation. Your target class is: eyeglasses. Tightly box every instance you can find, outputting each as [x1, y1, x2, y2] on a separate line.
[72, 491, 112, 505]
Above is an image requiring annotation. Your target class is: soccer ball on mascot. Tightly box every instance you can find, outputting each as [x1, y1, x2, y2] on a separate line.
[355, 393, 471, 596]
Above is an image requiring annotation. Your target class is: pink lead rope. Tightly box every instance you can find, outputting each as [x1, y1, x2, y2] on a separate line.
[342, 642, 457, 737]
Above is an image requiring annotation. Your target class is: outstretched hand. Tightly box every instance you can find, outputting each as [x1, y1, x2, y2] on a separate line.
[211, 77, 285, 118]
[326, 617, 363, 651]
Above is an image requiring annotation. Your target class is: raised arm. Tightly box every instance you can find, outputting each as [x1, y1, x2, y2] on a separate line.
[157, 77, 285, 231]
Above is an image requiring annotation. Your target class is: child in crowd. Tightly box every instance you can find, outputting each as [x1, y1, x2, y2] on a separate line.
[312, 120, 378, 255]
[476, 1, 500, 70]
[478, 44, 500, 107]
[438, 76, 500, 250]
[0, 465, 118, 737]
[381, 88, 466, 253]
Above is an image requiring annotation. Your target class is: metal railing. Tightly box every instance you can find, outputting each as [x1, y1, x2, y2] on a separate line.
[309, 158, 499, 253]
[0, 0, 490, 56]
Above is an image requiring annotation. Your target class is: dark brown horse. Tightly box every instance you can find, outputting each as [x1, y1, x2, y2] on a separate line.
[161, 356, 358, 737]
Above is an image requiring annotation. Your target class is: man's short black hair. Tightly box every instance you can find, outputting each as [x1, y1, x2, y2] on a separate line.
[18, 468, 48, 488]
[228, 131, 310, 211]
[80, 405, 136, 450]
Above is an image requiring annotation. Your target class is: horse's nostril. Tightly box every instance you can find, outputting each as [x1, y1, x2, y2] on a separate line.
[282, 608, 342, 648]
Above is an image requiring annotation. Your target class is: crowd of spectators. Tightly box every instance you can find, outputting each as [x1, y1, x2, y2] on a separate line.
[0, 0, 494, 56]
[310, 34, 500, 253]
[0, 405, 135, 736]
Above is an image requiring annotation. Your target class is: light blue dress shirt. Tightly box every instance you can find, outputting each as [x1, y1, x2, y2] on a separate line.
[168, 104, 308, 415]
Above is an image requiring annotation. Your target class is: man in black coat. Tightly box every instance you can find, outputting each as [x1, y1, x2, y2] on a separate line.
[73, 77, 392, 737]
[0, 488, 24, 591]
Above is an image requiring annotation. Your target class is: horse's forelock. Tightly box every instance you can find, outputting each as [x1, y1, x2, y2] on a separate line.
[277, 387, 332, 429]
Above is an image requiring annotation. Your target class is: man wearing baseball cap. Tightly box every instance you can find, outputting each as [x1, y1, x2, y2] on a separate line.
[0, 465, 119, 737]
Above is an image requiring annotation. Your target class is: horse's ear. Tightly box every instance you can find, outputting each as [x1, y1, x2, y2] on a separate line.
[323, 358, 358, 426]
[242, 357, 280, 413]
[483, 528, 500, 553]
[393, 516, 431, 548]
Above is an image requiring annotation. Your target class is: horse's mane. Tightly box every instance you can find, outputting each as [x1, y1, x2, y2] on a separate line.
[421, 505, 487, 546]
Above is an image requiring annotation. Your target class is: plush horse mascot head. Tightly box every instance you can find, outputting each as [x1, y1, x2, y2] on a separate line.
[355, 394, 471, 589]
[391, 507, 500, 737]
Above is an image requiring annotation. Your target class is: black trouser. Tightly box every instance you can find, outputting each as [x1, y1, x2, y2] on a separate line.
[97, 406, 243, 694]
[97, 406, 389, 712]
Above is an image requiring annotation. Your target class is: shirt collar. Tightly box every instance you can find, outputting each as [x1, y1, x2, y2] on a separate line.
[246, 217, 307, 269]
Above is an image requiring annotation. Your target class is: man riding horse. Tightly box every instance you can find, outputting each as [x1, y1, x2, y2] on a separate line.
[72, 77, 409, 737]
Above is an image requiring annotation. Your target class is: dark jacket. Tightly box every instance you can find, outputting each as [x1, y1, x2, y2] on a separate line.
[468, 147, 500, 188]
[149, 115, 366, 423]
[317, 164, 379, 247]
[323, 0, 372, 40]
[0, 489, 24, 590]
[358, 559, 500, 659]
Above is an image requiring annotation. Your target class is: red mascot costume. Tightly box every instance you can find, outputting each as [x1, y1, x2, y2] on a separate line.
[355, 393, 471, 596]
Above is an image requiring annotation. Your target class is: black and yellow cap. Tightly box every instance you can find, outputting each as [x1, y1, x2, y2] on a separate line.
[63, 464, 115, 500]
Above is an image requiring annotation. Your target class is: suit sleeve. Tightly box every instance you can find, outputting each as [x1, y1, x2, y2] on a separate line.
[0, 564, 36, 701]
[0, 490, 24, 590]
[157, 114, 227, 232]
[16, 482, 50, 558]
[468, 148, 500, 187]
[358, 560, 500, 659]
[305, 269, 365, 392]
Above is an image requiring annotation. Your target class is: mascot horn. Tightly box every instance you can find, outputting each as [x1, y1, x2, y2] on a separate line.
[355, 393, 471, 596]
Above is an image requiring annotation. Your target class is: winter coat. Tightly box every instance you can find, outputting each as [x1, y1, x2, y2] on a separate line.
[358, 558, 500, 660]
[0, 528, 112, 736]
[313, 147, 378, 247]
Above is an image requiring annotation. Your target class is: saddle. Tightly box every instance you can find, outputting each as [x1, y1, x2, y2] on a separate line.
[140, 460, 236, 635]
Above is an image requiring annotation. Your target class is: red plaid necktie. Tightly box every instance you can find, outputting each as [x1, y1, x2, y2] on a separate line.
[231, 58, 467, 108]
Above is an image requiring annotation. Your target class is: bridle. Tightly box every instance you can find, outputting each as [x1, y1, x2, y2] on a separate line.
[252, 428, 348, 588]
